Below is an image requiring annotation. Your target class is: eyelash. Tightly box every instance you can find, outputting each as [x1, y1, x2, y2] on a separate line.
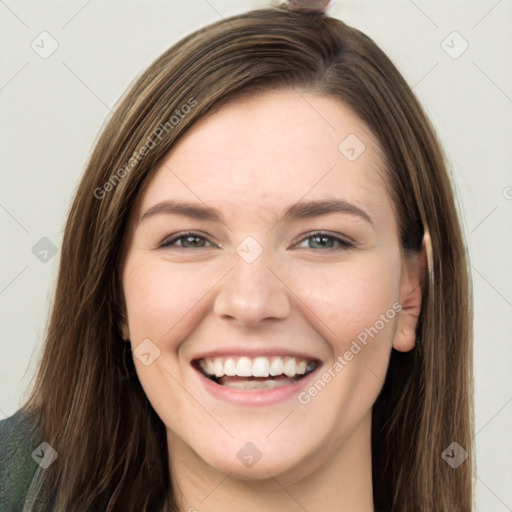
[159, 231, 354, 251]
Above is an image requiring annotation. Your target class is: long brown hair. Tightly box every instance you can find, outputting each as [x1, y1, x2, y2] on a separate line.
[22, 5, 474, 511]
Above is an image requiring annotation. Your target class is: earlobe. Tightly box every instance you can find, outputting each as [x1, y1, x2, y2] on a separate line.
[392, 237, 428, 353]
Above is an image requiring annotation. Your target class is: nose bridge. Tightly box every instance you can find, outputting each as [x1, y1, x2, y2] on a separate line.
[213, 241, 291, 326]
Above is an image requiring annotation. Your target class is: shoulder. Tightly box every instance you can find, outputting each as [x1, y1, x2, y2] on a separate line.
[0, 409, 42, 512]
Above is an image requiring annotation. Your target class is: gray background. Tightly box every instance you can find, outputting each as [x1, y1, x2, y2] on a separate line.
[1, 1, 511, 510]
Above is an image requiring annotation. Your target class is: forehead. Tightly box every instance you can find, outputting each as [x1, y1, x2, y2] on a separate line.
[137, 90, 391, 226]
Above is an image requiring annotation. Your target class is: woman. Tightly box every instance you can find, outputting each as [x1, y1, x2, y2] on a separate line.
[0, 2, 474, 511]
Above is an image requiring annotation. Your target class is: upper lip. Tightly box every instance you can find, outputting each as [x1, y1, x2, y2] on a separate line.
[190, 347, 322, 363]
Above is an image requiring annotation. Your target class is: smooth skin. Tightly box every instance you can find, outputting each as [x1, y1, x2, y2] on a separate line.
[119, 90, 426, 512]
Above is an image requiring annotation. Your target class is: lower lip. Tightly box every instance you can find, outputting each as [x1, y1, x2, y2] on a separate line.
[194, 366, 321, 406]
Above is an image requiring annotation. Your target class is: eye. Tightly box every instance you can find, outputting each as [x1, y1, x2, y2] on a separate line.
[159, 231, 218, 250]
[159, 230, 354, 251]
[294, 231, 354, 251]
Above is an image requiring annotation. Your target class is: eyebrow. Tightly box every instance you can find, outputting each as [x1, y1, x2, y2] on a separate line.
[139, 198, 374, 228]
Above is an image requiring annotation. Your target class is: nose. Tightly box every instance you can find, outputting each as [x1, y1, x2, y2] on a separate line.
[213, 251, 292, 328]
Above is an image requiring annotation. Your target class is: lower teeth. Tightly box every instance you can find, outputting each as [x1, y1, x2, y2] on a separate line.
[217, 375, 296, 390]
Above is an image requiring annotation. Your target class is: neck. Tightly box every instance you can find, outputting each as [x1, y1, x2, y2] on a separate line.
[166, 411, 375, 512]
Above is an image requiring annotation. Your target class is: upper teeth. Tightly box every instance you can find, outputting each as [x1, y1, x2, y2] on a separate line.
[198, 356, 315, 379]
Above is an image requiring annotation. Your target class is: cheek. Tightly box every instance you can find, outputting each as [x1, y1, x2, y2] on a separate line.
[122, 257, 219, 425]
[296, 255, 401, 347]
[287, 257, 402, 449]
[123, 258, 216, 343]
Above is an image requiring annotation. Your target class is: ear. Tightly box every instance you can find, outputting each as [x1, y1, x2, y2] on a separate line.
[393, 234, 429, 352]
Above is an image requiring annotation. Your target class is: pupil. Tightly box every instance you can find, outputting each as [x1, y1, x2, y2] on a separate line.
[311, 235, 332, 249]
[184, 236, 202, 248]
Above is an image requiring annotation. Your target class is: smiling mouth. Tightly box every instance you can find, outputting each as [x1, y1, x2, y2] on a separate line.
[192, 355, 320, 390]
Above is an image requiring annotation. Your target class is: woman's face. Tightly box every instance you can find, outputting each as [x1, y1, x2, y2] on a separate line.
[120, 90, 423, 482]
